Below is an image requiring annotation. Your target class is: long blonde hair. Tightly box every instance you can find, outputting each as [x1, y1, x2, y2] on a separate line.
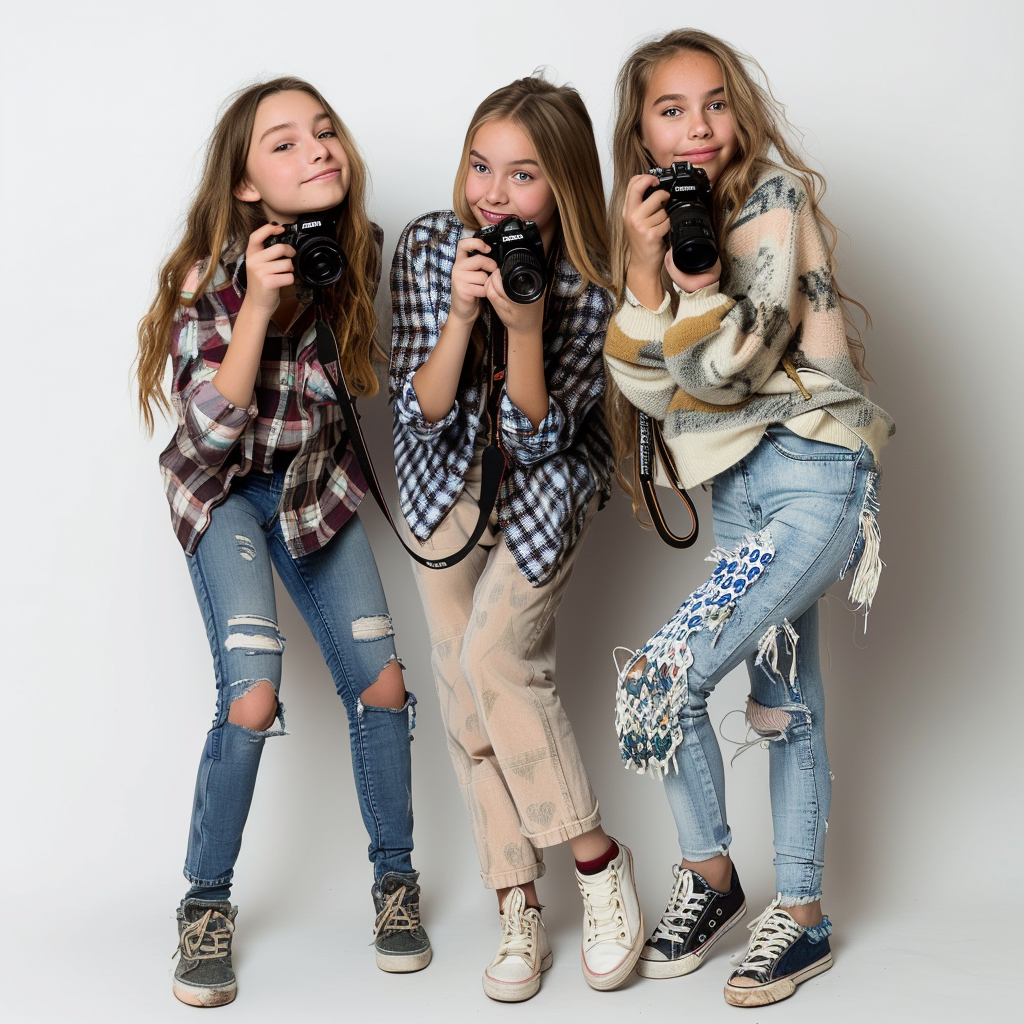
[135, 76, 382, 433]
[452, 76, 612, 378]
[607, 29, 869, 507]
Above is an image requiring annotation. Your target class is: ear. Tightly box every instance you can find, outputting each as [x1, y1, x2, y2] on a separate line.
[233, 179, 261, 203]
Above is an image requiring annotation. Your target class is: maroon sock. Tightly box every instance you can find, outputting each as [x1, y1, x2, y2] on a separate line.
[575, 839, 619, 875]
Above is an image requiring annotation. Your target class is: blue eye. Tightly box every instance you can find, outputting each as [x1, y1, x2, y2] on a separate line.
[472, 163, 488, 174]
[512, 171, 533, 182]
[662, 106, 682, 117]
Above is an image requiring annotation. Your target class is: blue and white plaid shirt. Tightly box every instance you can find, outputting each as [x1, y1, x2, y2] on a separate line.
[389, 210, 614, 585]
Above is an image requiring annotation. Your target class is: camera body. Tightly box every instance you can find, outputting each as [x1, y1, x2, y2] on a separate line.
[263, 203, 347, 288]
[643, 162, 718, 275]
[473, 216, 546, 304]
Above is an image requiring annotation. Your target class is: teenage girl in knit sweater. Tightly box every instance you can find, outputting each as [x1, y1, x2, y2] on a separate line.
[604, 29, 894, 1006]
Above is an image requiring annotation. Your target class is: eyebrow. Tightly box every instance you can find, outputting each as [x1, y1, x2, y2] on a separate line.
[469, 149, 540, 167]
[259, 112, 331, 144]
[650, 86, 725, 106]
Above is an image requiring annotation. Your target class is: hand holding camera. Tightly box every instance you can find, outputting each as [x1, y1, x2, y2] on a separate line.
[262, 203, 348, 288]
[242, 223, 297, 317]
[642, 162, 718, 275]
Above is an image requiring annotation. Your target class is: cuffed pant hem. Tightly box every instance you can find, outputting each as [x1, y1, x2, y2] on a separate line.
[778, 891, 823, 907]
[523, 804, 601, 849]
[183, 870, 234, 888]
[677, 841, 731, 862]
[481, 861, 547, 890]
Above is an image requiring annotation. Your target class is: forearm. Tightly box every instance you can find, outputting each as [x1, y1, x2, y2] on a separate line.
[505, 324, 548, 430]
[411, 313, 473, 424]
[210, 300, 271, 407]
[625, 262, 666, 313]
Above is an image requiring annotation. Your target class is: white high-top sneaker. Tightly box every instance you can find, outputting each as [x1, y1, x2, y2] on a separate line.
[575, 841, 645, 990]
[482, 886, 552, 1002]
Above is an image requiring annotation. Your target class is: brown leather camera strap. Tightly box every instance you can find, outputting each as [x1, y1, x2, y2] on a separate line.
[636, 412, 699, 548]
[313, 302, 507, 570]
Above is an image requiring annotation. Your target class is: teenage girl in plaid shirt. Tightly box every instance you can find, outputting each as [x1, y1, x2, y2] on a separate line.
[136, 78, 430, 1007]
[390, 76, 644, 1002]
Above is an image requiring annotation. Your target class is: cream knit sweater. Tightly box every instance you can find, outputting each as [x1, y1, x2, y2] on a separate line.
[605, 168, 894, 488]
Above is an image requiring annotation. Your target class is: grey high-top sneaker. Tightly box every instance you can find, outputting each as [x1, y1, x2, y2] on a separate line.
[172, 899, 238, 1006]
[372, 873, 432, 972]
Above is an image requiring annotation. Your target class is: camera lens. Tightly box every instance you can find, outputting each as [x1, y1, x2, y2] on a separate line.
[668, 204, 718, 275]
[297, 238, 347, 287]
[501, 250, 545, 304]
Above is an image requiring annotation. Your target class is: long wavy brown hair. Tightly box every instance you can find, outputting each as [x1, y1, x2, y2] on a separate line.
[607, 29, 870, 511]
[453, 75, 613, 379]
[135, 77, 382, 433]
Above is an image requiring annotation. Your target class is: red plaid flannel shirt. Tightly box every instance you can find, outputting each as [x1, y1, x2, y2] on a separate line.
[158, 250, 374, 558]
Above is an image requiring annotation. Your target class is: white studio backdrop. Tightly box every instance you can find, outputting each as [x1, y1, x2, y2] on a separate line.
[2, 1, 1021, 1021]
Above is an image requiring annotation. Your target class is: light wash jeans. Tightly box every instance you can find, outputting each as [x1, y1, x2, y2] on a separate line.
[655, 426, 879, 904]
[182, 469, 417, 900]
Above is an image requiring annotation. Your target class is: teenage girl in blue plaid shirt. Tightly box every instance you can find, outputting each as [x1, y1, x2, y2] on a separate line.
[136, 78, 430, 1007]
[389, 76, 644, 1002]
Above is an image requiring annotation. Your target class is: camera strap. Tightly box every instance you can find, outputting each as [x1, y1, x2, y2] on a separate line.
[312, 301, 507, 570]
[636, 412, 699, 548]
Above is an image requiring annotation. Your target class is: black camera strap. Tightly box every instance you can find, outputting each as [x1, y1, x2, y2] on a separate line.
[636, 412, 699, 548]
[312, 301, 507, 570]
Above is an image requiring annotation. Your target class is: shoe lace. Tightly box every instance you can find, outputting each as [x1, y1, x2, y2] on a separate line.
[650, 866, 709, 943]
[578, 867, 628, 950]
[729, 897, 802, 978]
[373, 885, 421, 938]
[174, 908, 234, 962]
[496, 889, 537, 961]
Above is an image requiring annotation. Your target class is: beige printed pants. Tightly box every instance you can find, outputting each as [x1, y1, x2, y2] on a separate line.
[404, 459, 600, 889]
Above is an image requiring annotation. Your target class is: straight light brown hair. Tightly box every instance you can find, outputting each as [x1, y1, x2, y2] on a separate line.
[135, 77, 382, 433]
[454, 74, 613, 294]
[608, 29, 870, 509]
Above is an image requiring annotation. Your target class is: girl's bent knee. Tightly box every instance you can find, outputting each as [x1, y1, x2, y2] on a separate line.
[226, 679, 279, 731]
[358, 657, 407, 709]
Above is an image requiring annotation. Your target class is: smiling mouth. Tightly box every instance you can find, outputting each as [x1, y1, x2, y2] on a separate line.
[679, 148, 720, 163]
[304, 169, 340, 184]
[479, 208, 511, 224]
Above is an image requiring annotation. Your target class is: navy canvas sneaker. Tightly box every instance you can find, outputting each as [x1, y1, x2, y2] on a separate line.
[724, 898, 833, 1006]
[637, 865, 746, 978]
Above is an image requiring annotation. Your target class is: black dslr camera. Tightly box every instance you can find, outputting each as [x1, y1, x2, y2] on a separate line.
[643, 162, 718, 275]
[263, 203, 347, 287]
[473, 216, 546, 304]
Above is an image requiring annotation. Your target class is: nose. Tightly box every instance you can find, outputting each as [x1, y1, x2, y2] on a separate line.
[484, 178, 507, 206]
[310, 133, 330, 161]
[688, 111, 711, 139]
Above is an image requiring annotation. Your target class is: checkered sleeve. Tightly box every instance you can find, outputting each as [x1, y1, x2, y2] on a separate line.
[169, 291, 256, 469]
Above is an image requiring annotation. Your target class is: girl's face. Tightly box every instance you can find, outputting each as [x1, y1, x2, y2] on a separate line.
[640, 50, 738, 185]
[464, 119, 558, 249]
[234, 90, 351, 222]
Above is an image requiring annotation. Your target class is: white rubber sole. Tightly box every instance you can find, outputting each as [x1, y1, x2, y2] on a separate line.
[482, 950, 553, 1002]
[636, 900, 747, 979]
[376, 946, 433, 973]
[172, 979, 237, 1007]
[723, 951, 833, 1006]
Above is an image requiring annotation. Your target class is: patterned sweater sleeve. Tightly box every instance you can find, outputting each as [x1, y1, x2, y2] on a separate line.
[168, 271, 257, 470]
[605, 173, 850, 413]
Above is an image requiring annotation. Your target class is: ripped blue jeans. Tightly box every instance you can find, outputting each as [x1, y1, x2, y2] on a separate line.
[620, 425, 880, 904]
[183, 469, 417, 898]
